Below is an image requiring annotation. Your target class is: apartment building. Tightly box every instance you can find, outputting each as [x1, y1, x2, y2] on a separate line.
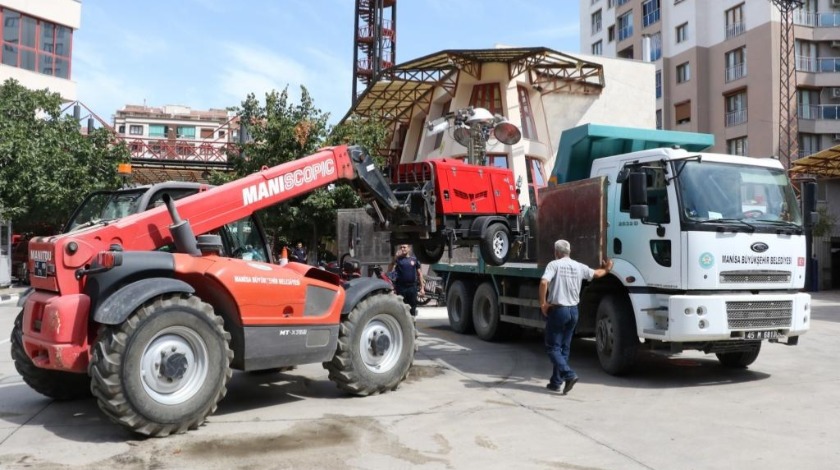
[581, 0, 840, 288]
[112, 104, 239, 184]
[0, 0, 80, 101]
[580, 0, 840, 160]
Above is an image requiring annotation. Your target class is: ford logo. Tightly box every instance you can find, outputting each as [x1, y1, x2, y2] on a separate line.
[751, 242, 769, 253]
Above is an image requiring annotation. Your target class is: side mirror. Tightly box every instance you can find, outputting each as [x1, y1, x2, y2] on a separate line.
[802, 181, 818, 228]
[348, 222, 358, 257]
[628, 172, 649, 220]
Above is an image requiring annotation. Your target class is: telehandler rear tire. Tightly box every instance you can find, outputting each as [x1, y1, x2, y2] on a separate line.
[11, 310, 92, 400]
[324, 293, 415, 396]
[89, 294, 232, 437]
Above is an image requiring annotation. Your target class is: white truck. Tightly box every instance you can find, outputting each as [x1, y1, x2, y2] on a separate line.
[434, 124, 815, 374]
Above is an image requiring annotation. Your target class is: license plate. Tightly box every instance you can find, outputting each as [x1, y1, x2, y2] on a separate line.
[745, 330, 778, 340]
[34, 261, 47, 278]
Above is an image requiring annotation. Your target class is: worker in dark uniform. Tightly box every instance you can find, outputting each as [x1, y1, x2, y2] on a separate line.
[291, 241, 307, 264]
[387, 244, 425, 317]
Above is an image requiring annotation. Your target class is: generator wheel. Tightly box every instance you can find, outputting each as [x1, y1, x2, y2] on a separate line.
[446, 280, 474, 334]
[479, 223, 510, 266]
[324, 293, 415, 396]
[716, 343, 761, 368]
[413, 237, 445, 265]
[89, 294, 232, 437]
[11, 310, 91, 400]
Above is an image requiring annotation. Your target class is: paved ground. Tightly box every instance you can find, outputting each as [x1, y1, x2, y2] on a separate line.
[1, 289, 839, 469]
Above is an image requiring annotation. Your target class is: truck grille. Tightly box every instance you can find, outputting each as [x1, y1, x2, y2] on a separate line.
[720, 270, 791, 284]
[726, 300, 792, 329]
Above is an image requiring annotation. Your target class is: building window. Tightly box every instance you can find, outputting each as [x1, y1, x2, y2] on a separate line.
[434, 100, 451, 149]
[129, 125, 143, 136]
[617, 0, 631, 6]
[486, 154, 509, 169]
[608, 0, 615, 7]
[592, 9, 602, 34]
[642, 0, 660, 27]
[675, 101, 691, 125]
[799, 133, 820, 159]
[177, 126, 196, 139]
[200, 128, 214, 139]
[725, 4, 745, 39]
[618, 11, 633, 41]
[118, 125, 126, 134]
[469, 83, 503, 115]
[608, 25, 615, 42]
[648, 32, 662, 61]
[727, 137, 748, 156]
[517, 86, 537, 140]
[655, 69, 662, 98]
[218, 130, 226, 139]
[676, 62, 690, 83]
[725, 91, 747, 127]
[725, 46, 747, 82]
[676, 23, 688, 43]
[592, 40, 603, 55]
[656, 109, 663, 129]
[526, 157, 547, 206]
[0, 8, 72, 78]
[149, 124, 167, 138]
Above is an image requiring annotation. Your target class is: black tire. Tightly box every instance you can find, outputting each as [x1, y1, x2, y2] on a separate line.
[595, 295, 639, 376]
[413, 237, 445, 265]
[472, 282, 507, 341]
[716, 343, 761, 368]
[89, 294, 232, 437]
[324, 293, 416, 396]
[446, 280, 474, 334]
[11, 310, 92, 400]
[16, 262, 29, 285]
[479, 223, 511, 266]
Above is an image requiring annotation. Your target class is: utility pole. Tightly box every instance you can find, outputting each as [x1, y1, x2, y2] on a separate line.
[769, 0, 804, 169]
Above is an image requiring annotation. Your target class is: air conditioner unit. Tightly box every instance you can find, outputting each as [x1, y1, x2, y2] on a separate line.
[834, 133, 840, 141]
[832, 87, 840, 98]
[831, 41, 840, 49]
[833, 0, 840, 8]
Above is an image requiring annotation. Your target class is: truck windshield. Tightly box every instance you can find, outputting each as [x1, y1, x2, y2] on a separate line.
[64, 190, 146, 232]
[674, 160, 802, 226]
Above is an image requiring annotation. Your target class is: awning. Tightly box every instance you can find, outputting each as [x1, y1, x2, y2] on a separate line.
[789, 144, 840, 178]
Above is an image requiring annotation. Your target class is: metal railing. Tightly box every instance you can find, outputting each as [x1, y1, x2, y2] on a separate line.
[798, 105, 840, 120]
[725, 109, 747, 127]
[796, 57, 840, 73]
[725, 21, 745, 39]
[725, 63, 747, 82]
[794, 11, 840, 27]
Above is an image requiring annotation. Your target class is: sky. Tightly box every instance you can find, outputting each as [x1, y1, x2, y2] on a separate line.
[73, 0, 581, 126]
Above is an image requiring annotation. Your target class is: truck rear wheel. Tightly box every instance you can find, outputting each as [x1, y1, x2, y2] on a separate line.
[473, 282, 509, 341]
[11, 310, 91, 400]
[324, 293, 415, 396]
[446, 280, 474, 333]
[89, 294, 232, 437]
[480, 223, 511, 266]
[716, 343, 761, 368]
[595, 295, 639, 376]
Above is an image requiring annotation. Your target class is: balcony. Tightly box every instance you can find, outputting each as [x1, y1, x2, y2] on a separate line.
[799, 105, 840, 120]
[796, 56, 840, 73]
[618, 25, 633, 41]
[725, 63, 747, 82]
[725, 109, 747, 127]
[725, 21, 745, 39]
[643, 9, 660, 28]
[794, 11, 840, 28]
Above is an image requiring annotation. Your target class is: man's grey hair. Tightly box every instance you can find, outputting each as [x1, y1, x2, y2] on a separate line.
[554, 239, 571, 256]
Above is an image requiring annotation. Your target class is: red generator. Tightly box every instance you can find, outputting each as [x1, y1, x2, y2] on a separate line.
[389, 158, 523, 265]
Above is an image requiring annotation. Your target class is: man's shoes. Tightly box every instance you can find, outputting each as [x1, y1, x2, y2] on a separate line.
[546, 383, 561, 392]
[562, 377, 579, 395]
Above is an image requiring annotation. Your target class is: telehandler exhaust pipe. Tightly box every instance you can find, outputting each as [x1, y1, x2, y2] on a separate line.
[162, 194, 201, 256]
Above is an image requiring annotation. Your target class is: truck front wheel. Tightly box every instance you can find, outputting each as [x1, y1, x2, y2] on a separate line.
[716, 343, 761, 368]
[480, 223, 511, 266]
[595, 295, 639, 375]
[446, 280, 474, 333]
[11, 311, 91, 400]
[89, 294, 232, 437]
[324, 293, 416, 396]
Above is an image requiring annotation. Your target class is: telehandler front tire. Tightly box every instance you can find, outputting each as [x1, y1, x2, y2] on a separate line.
[11, 310, 92, 400]
[89, 294, 232, 437]
[324, 293, 415, 396]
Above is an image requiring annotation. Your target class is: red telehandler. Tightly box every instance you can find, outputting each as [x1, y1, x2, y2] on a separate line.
[12, 145, 416, 437]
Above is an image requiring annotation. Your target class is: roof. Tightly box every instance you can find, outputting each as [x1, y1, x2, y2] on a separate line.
[552, 124, 715, 184]
[789, 144, 840, 178]
[343, 47, 605, 127]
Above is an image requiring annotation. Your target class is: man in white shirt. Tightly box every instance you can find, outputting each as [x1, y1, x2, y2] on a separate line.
[539, 239, 613, 395]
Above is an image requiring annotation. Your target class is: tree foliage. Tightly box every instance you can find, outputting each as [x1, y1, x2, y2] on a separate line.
[0, 79, 129, 233]
[230, 86, 390, 261]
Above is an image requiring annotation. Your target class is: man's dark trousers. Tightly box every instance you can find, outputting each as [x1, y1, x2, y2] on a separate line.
[396, 284, 418, 316]
[545, 305, 579, 388]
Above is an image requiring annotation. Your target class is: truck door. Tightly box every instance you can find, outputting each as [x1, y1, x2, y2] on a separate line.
[612, 162, 680, 289]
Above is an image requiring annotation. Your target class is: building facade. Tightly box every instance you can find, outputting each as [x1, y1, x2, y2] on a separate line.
[112, 104, 239, 184]
[581, 0, 840, 288]
[0, 0, 80, 101]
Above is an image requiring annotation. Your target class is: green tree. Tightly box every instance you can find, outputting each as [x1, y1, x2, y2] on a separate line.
[0, 79, 129, 233]
[230, 86, 389, 262]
